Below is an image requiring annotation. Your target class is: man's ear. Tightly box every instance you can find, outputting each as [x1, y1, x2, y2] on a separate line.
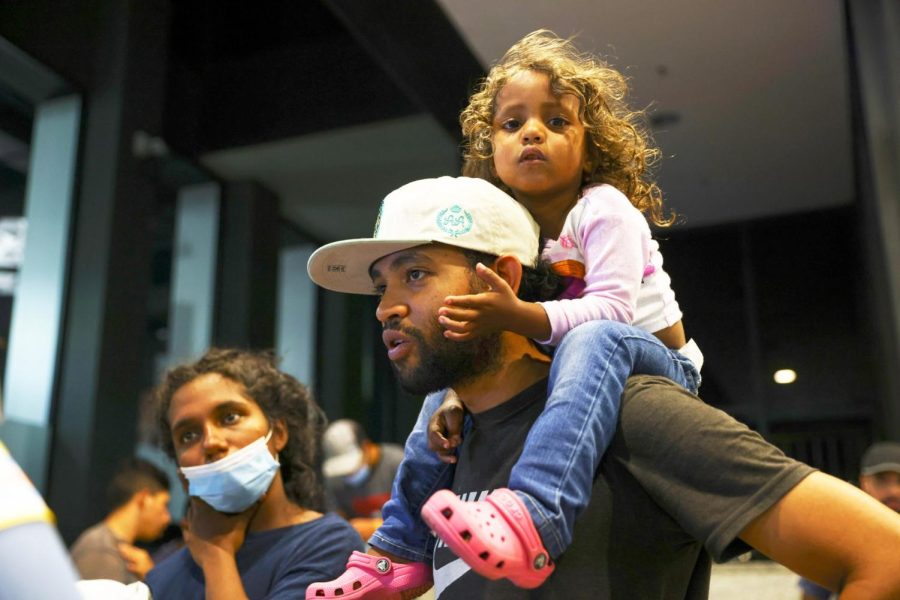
[491, 255, 524, 295]
[361, 439, 379, 466]
[132, 489, 150, 510]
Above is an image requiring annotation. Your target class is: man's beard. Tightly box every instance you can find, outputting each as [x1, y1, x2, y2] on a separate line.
[387, 318, 502, 395]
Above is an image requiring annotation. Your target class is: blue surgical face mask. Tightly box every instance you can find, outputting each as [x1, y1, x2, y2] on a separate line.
[180, 430, 280, 513]
[343, 463, 371, 487]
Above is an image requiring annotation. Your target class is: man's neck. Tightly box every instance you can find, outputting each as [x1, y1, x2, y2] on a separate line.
[453, 332, 551, 413]
[104, 505, 138, 544]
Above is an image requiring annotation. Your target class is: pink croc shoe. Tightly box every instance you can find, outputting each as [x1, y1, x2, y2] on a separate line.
[305, 551, 433, 600]
[421, 488, 554, 589]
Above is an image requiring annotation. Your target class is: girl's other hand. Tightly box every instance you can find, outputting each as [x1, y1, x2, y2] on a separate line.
[427, 389, 466, 464]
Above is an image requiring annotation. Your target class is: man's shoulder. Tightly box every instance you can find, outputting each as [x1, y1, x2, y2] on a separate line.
[621, 375, 710, 422]
[617, 374, 744, 455]
[623, 373, 690, 397]
[70, 521, 114, 551]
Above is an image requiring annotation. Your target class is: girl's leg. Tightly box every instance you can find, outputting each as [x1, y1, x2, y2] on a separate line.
[306, 392, 457, 599]
[510, 320, 700, 557]
[369, 390, 457, 562]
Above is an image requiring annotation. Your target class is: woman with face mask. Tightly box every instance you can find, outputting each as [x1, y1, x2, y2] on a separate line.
[145, 348, 364, 599]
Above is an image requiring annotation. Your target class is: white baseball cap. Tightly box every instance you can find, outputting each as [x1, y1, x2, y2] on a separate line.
[307, 176, 540, 295]
[322, 419, 365, 478]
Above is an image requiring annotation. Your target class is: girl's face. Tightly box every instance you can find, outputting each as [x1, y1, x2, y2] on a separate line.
[491, 70, 588, 202]
[168, 372, 281, 468]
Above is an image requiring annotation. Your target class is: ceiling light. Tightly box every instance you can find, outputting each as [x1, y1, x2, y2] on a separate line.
[773, 369, 797, 384]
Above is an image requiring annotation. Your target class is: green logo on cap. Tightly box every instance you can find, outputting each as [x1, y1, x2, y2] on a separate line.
[436, 205, 473, 238]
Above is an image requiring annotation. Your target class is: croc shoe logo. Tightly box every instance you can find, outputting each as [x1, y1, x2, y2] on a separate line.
[436, 205, 473, 238]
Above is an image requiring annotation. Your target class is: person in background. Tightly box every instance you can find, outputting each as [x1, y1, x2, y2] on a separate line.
[70, 458, 172, 583]
[306, 175, 900, 599]
[146, 348, 363, 600]
[322, 419, 404, 541]
[799, 441, 900, 600]
[0, 438, 83, 600]
[314, 29, 705, 596]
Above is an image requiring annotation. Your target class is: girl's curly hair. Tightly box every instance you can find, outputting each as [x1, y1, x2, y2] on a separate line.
[461, 30, 674, 227]
[154, 348, 328, 511]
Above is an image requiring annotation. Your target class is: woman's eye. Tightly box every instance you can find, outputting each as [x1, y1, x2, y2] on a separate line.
[501, 119, 521, 131]
[408, 269, 426, 282]
[178, 430, 198, 446]
[222, 412, 240, 425]
[548, 116, 568, 128]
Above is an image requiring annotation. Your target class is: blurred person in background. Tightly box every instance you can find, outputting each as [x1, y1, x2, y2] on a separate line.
[799, 441, 900, 600]
[322, 419, 404, 541]
[146, 348, 363, 599]
[0, 402, 82, 599]
[70, 458, 172, 583]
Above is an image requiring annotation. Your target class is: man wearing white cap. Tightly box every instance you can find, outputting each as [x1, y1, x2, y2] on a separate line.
[322, 419, 404, 540]
[306, 176, 900, 599]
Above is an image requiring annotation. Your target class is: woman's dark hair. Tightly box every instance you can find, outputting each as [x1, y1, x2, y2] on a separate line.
[462, 249, 563, 303]
[154, 348, 327, 510]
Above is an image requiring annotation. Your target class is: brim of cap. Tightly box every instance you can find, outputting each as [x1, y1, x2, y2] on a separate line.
[861, 462, 900, 476]
[308, 238, 433, 295]
[322, 447, 364, 478]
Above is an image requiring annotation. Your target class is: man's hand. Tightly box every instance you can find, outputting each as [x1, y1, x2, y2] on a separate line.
[438, 263, 551, 341]
[428, 389, 465, 464]
[118, 543, 154, 580]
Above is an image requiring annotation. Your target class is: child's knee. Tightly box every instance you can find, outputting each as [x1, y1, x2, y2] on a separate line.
[563, 320, 629, 347]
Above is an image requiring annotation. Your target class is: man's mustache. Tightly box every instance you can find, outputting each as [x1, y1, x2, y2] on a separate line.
[383, 318, 427, 343]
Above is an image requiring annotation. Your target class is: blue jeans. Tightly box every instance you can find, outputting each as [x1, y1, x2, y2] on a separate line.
[371, 320, 700, 562]
[512, 320, 700, 557]
[370, 390, 457, 562]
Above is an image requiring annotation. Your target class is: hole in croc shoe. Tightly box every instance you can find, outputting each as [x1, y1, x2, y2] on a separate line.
[335, 588, 343, 595]
[479, 551, 490, 561]
[353, 581, 362, 590]
[441, 508, 453, 518]
[497, 561, 505, 569]
[316, 592, 325, 597]
[461, 530, 472, 541]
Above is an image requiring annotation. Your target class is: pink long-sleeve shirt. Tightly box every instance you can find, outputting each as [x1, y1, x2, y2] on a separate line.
[538, 184, 683, 346]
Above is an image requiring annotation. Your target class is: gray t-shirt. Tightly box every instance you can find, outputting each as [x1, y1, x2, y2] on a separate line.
[433, 375, 815, 599]
[70, 522, 136, 584]
[326, 443, 404, 519]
